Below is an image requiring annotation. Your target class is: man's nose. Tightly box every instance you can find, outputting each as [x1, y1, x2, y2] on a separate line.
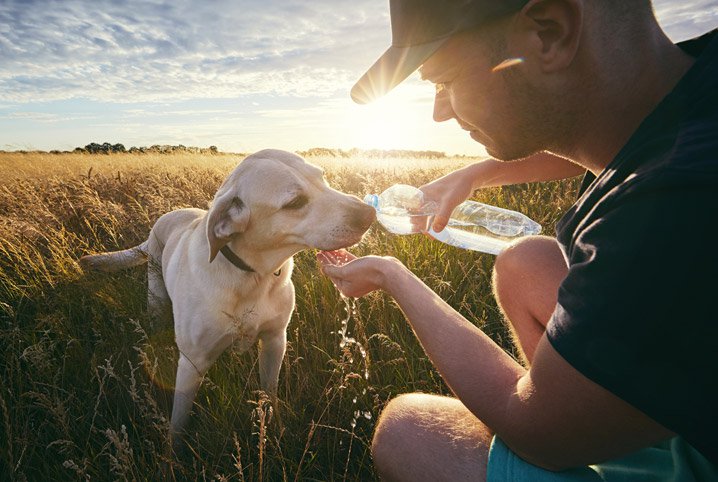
[432, 88, 454, 122]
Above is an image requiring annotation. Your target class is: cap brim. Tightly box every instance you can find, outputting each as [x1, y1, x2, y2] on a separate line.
[350, 38, 447, 104]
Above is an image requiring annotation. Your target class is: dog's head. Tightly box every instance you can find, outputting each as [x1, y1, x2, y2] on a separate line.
[206, 149, 375, 269]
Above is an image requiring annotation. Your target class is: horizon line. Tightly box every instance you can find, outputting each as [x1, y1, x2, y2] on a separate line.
[0, 143, 487, 159]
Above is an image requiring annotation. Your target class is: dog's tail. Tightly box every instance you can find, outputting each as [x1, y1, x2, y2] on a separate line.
[79, 241, 149, 273]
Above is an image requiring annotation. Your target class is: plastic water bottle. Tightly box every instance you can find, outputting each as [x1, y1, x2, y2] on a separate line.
[363, 184, 541, 255]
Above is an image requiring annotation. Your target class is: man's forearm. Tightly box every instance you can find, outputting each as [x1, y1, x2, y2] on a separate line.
[469, 152, 585, 190]
[383, 260, 526, 431]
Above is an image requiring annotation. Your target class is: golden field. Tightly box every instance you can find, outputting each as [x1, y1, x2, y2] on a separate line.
[0, 151, 580, 481]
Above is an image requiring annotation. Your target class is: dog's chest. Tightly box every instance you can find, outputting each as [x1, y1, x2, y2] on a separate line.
[215, 280, 293, 350]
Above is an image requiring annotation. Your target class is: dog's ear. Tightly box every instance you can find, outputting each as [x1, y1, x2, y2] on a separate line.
[206, 189, 250, 262]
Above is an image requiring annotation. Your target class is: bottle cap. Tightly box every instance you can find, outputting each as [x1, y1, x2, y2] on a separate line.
[363, 194, 379, 208]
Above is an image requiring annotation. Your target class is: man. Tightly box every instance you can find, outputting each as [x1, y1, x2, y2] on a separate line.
[318, 0, 718, 481]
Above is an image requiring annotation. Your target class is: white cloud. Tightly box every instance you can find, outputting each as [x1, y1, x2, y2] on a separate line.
[5, 111, 97, 123]
[654, 0, 718, 41]
[6, 112, 63, 122]
[0, 0, 386, 103]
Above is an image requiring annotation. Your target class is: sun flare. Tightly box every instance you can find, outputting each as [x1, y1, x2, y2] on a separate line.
[341, 89, 432, 151]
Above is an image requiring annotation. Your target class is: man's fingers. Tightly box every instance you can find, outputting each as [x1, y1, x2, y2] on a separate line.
[432, 213, 449, 233]
[317, 253, 345, 281]
[318, 259, 338, 276]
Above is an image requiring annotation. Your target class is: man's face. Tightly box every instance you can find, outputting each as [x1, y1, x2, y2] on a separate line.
[419, 29, 549, 161]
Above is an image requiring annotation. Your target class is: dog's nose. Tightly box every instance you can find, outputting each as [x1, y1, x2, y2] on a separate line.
[349, 200, 376, 230]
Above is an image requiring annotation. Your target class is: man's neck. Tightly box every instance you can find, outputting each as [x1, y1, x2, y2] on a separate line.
[563, 30, 696, 175]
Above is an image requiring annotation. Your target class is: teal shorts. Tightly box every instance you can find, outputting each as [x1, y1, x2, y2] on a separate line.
[487, 436, 717, 482]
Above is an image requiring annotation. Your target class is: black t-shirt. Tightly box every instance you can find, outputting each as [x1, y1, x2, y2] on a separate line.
[547, 30, 718, 465]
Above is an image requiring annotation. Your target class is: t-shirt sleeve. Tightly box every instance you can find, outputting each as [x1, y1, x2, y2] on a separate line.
[547, 185, 718, 446]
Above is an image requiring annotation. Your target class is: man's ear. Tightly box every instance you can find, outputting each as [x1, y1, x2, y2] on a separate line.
[517, 0, 582, 73]
[206, 189, 250, 262]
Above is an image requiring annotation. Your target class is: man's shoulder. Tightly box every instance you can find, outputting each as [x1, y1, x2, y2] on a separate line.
[608, 29, 718, 198]
[677, 29, 718, 58]
[676, 29, 718, 108]
[557, 30, 718, 250]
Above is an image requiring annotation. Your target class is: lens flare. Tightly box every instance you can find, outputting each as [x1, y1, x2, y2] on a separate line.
[491, 57, 524, 73]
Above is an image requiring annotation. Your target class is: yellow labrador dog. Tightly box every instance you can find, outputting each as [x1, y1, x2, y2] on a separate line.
[80, 149, 375, 443]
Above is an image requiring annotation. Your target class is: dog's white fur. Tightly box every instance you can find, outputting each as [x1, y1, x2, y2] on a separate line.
[80, 149, 374, 442]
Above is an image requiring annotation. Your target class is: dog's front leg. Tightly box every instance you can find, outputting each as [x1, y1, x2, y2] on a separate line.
[258, 328, 287, 428]
[258, 328, 287, 397]
[170, 353, 209, 451]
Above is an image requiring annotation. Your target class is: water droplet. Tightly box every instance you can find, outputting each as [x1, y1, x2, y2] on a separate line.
[336, 295, 371, 380]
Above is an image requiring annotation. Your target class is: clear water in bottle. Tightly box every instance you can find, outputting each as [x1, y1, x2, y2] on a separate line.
[364, 187, 436, 235]
[364, 184, 541, 255]
[428, 225, 515, 255]
[448, 201, 542, 237]
[433, 201, 541, 254]
[372, 207, 434, 235]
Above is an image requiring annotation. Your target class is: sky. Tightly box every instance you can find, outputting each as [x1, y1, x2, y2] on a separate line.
[0, 0, 716, 156]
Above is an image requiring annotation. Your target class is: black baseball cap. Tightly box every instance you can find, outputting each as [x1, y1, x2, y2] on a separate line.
[351, 0, 530, 104]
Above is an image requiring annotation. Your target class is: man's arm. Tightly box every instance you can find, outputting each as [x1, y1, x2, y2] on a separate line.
[318, 251, 673, 470]
[468, 152, 587, 189]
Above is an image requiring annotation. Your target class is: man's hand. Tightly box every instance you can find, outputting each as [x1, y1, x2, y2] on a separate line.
[316, 249, 398, 298]
[419, 165, 477, 232]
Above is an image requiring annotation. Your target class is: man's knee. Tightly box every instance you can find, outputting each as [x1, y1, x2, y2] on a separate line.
[372, 394, 492, 480]
[494, 236, 552, 283]
[371, 393, 452, 478]
[493, 235, 564, 300]
[371, 394, 418, 468]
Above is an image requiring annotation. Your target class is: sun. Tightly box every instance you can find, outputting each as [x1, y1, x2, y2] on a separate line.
[341, 88, 433, 151]
[325, 79, 486, 158]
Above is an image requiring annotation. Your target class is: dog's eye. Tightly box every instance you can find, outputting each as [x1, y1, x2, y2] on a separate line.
[283, 194, 308, 210]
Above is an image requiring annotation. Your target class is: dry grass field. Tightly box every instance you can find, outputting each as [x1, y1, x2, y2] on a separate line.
[0, 151, 580, 481]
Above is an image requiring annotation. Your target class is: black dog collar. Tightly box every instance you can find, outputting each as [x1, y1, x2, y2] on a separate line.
[220, 245, 255, 272]
[220, 246, 282, 276]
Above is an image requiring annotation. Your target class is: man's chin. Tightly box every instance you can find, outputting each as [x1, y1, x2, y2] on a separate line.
[473, 133, 538, 162]
[470, 130, 502, 156]
[469, 130, 485, 144]
[470, 131, 504, 159]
